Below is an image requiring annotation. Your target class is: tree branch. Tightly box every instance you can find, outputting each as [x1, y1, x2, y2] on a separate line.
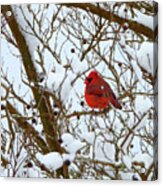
[1, 5, 68, 178]
[61, 3, 157, 41]
[6, 101, 49, 154]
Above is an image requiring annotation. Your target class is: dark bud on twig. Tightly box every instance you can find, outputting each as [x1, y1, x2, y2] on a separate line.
[124, 8, 128, 13]
[122, 86, 125, 91]
[38, 72, 45, 83]
[71, 48, 75, 53]
[39, 77, 44, 83]
[130, 144, 134, 148]
[64, 160, 71, 166]
[32, 118, 37, 124]
[32, 111, 36, 116]
[40, 164, 46, 171]
[80, 101, 84, 107]
[26, 104, 31, 110]
[77, 115, 80, 120]
[122, 23, 129, 31]
[1, 105, 5, 110]
[82, 39, 87, 44]
[54, 111, 58, 116]
[123, 25, 128, 31]
[58, 138, 63, 143]
[27, 162, 33, 168]
[53, 103, 58, 108]
[132, 175, 139, 181]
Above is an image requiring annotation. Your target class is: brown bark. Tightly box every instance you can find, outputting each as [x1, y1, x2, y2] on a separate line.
[1, 5, 68, 178]
[61, 3, 157, 41]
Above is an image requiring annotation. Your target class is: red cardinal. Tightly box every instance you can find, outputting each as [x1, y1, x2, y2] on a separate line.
[84, 70, 122, 109]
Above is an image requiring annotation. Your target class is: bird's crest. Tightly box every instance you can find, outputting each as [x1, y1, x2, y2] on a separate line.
[85, 70, 99, 84]
[87, 70, 99, 78]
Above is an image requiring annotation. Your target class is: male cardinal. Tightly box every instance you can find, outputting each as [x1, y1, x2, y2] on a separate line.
[84, 70, 122, 109]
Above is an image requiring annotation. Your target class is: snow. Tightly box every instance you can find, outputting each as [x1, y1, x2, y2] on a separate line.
[45, 70, 73, 102]
[61, 138, 86, 154]
[94, 136, 115, 162]
[134, 9, 157, 31]
[135, 96, 152, 115]
[132, 153, 153, 169]
[81, 132, 95, 145]
[119, 40, 157, 89]
[1, 2, 157, 180]
[61, 133, 86, 153]
[117, 4, 157, 31]
[36, 152, 63, 171]
[11, 5, 40, 61]
[70, 55, 88, 74]
[137, 42, 157, 75]
[23, 168, 40, 178]
[36, 152, 76, 173]
[62, 153, 75, 162]
[61, 133, 74, 144]
[122, 155, 132, 170]
[34, 124, 43, 134]
[35, 45, 87, 102]
[6, 11, 12, 17]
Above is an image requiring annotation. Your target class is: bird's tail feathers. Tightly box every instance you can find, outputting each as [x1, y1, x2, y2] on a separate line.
[110, 98, 122, 109]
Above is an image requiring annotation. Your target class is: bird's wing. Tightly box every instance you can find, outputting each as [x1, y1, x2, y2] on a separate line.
[86, 80, 114, 98]
[86, 84, 102, 96]
[102, 81, 117, 99]
[104, 81, 117, 99]
[86, 78, 122, 109]
[102, 80, 122, 109]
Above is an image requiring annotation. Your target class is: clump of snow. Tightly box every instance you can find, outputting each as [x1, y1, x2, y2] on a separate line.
[62, 153, 75, 162]
[36, 151, 76, 172]
[135, 95, 152, 115]
[61, 133, 74, 144]
[36, 152, 63, 171]
[6, 11, 12, 17]
[61, 133, 86, 153]
[140, 8, 146, 14]
[34, 124, 43, 134]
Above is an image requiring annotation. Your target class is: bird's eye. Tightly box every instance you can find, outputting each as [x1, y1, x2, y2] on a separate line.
[86, 77, 92, 83]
